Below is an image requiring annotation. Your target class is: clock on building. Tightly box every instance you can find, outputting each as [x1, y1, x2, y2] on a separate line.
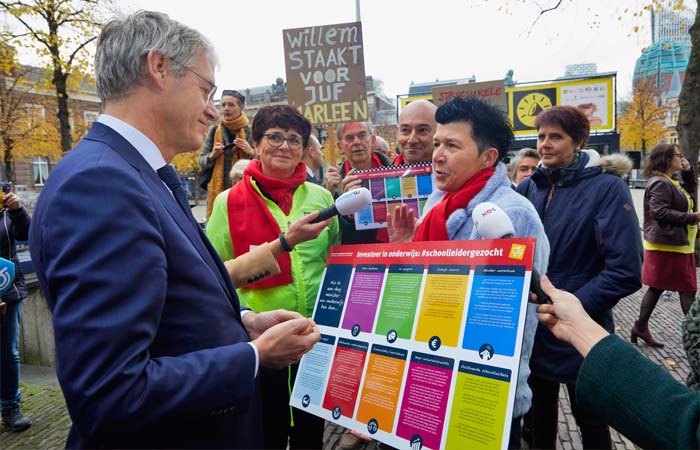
[512, 88, 556, 131]
[516, 93, 553, 128]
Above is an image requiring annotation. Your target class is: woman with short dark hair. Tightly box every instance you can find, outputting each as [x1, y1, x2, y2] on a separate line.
[389, 97, 550, 449]
[633, 143, 699, 347]
[517, 105, 642, 449]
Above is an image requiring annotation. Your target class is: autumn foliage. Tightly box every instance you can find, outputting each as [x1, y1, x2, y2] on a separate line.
[0, 45, 63, 181]
[619, 78, 667, 152]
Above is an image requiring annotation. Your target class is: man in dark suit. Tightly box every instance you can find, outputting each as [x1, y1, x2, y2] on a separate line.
[29, 11, 319, 449]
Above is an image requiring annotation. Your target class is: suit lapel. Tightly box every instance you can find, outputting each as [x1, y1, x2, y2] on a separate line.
[84, 124, 240, 313]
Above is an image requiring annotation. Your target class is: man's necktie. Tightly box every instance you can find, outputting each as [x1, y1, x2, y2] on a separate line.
[157, 164, 192, 216]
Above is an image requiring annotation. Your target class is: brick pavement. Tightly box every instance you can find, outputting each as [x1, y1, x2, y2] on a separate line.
[0, 382, 70, 449]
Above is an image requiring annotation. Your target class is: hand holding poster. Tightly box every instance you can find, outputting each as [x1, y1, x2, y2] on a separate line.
[283, 22, 368, 125]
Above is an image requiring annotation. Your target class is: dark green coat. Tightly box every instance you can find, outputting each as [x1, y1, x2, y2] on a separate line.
[577, 334, 700, 449]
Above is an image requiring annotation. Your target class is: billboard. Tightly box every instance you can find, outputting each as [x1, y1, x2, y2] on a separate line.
[397, 75, 616, 136]
[399, 93, 433, 110]
[432, 79, 507, 111]
[283, 22, 368, 125]
[508, 76, 614, 136]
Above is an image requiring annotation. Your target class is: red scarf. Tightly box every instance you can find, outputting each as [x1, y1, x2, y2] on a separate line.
[413, 167, 495, 242]
[227, 160, 307, 288]
[344, 152, 384, 173]
[393, 154, 405, 165]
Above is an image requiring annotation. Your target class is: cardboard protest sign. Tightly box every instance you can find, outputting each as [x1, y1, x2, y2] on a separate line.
[283, 22, 368, 124]
[432, 79, 507, 111]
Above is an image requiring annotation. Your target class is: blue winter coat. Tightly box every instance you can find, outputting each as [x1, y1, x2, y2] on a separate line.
[517, 152, 643, 383]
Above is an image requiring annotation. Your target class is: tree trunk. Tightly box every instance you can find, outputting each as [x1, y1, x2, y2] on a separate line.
[677, 6, 700, 265]
[678, 6, 700, 181]
[54, 70, 72, 153]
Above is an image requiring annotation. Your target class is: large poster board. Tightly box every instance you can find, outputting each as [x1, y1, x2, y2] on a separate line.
[283, 22, 368, 124]
[291, 239, 536, 450]
[353, 163, 435, 231]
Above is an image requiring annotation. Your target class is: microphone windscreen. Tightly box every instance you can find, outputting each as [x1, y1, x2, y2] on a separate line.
[335, 187, 372, 216]
[471, 202, 515, 239]
[0, 257, 15, 295]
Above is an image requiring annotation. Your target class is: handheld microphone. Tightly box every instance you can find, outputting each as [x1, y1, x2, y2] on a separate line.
[311, 187, 372, 223]
[0, 257, 16, 295]
[472, 202, 551, 304]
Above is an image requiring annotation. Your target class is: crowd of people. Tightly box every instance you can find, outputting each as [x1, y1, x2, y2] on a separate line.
[2, 8, 698, 450]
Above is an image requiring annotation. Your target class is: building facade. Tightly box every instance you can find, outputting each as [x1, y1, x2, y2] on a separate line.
[1, 63, 100, 199]
[632, 3, 696, 144]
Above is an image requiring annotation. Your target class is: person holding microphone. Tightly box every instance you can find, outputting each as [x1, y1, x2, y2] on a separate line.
[0, 183, 31, 432]
[535, 275, 699, 450]
[387, 96, 549, 449]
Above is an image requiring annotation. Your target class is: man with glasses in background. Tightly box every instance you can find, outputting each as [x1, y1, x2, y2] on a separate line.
[199, 89, 255, 219]
[29, 11, 320, 449]
[323, 121, 391, 244]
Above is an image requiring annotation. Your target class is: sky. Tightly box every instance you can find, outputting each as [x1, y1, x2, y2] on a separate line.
[116, 0, 655, 102]
[6, 0, 664, 102]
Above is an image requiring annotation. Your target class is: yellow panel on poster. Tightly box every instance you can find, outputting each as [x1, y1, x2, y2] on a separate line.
[414, 272, 469, 347]
[445, 365, 510, 450]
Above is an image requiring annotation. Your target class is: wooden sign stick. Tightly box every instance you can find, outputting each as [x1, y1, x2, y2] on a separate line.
[327, 124, 338, 167]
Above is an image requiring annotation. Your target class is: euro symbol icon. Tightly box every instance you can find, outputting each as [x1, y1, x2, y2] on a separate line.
[431, 338, 438, 349]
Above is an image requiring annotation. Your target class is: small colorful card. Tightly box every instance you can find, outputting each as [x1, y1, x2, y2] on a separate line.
[354, 163, 435, 230]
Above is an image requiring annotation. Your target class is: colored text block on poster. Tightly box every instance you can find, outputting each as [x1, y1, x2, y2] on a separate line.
[446, 361, 511, 450]
[415, 265, 470, 347]
[356, 345, 408, 433]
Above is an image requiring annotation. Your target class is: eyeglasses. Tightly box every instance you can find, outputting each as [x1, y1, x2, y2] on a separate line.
[169, 58, 217, 104]
[342, 131, 369, 143]
[264, 133, 303, 150]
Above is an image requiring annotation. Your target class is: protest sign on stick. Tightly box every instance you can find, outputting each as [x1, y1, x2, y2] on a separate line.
[283, 21, 368, 126]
